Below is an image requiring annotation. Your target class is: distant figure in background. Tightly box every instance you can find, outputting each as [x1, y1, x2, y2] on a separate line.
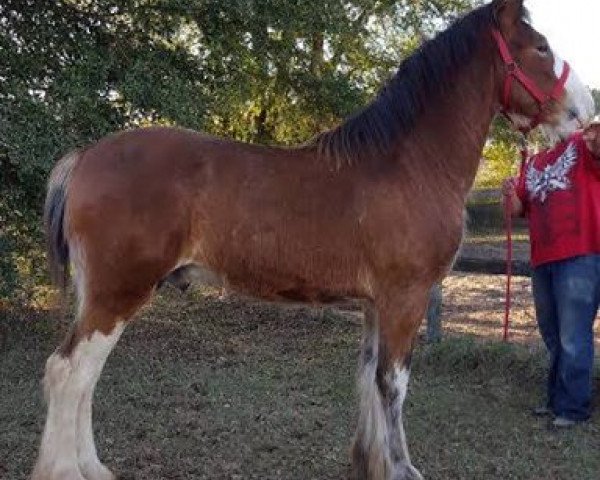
[426, 283, 443, 343]
[503, 123, 600, 428]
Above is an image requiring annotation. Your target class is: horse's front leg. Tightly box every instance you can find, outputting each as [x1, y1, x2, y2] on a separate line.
[383, 357, 422, 480]
[352, 294, 426, 480]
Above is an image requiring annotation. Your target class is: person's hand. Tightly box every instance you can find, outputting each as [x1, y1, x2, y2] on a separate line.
[583, 123, 600, 158]
[502, 177, 524, 216]
[501, 177, 517, 198]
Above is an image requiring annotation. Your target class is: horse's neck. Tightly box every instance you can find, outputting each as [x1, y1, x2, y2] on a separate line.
[405, 48, 498, 201]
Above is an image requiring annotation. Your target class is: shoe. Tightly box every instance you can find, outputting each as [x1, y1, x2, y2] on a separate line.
[532, 406, 553, 417]
[551, 416, 578, 428]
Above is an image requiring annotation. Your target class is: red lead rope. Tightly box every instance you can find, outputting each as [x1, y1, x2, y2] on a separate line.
[503, 145, 529, 342]
[503, 189, 513, 342]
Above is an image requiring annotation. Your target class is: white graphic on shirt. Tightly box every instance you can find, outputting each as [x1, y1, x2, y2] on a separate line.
[526, 141, 577, 203]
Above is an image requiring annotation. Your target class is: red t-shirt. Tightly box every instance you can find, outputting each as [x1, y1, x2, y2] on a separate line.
[516, 132, 600, 267]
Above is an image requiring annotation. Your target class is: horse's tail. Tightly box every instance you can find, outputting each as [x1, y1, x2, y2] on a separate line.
[43, 150, 81, 292]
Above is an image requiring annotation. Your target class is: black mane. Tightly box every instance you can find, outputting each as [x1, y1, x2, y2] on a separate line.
[312, 3, 518, 166]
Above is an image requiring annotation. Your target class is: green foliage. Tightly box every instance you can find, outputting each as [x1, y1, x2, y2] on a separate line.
[476, 140, 519, 189]
[1, 0, 476, 305]
[1, 0, 205, 304]
[474, 117, 519, 189]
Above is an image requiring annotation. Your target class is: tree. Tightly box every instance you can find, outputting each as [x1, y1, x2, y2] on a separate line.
[1, 0, 207, 302]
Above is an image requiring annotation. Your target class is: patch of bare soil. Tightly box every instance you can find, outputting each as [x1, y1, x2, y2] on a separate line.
[448, 231, 600, 346]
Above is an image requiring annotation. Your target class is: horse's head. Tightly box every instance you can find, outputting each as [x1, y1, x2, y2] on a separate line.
[492, 0, 594, 141]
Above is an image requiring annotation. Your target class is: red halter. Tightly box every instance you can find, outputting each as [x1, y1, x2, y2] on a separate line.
[492, 29, 571, 132]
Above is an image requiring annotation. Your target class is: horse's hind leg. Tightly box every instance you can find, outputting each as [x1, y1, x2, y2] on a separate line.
[32, 316, 123, 480]
[73, 311, 125, 480]
[32, 290, 149, 480]
[352, 296, 425, 480]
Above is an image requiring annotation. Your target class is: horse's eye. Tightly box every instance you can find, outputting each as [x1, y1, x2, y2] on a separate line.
[536, 45, 550, 56]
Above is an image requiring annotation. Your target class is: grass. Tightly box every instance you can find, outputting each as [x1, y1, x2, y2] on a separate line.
[1, 288, 599, 479]
[411, 338, 600, 479]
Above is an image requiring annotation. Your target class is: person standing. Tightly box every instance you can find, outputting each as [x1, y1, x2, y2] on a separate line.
[503, 125, 600, 427]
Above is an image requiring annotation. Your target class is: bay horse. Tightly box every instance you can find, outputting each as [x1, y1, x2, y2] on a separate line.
[33, 1, 594, 479]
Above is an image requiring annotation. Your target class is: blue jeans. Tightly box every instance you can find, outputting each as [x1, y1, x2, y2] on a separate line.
[532, 255, 599, 421]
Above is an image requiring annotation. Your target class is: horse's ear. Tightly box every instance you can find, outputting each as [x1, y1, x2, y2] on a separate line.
[492, 0, 524, 32]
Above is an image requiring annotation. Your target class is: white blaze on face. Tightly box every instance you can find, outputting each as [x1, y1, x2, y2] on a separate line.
[546, 53, 595, 142]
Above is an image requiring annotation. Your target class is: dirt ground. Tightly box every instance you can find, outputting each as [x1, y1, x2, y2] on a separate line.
[441, 272, 600, 346]
[449, 235, 600, 345]
[2, 231, 600, 479]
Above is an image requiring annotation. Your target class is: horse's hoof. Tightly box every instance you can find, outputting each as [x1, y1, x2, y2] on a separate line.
[31, 466, 87, 480]
[392, 462, 424, 480]
[80, 461, 116, 480]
